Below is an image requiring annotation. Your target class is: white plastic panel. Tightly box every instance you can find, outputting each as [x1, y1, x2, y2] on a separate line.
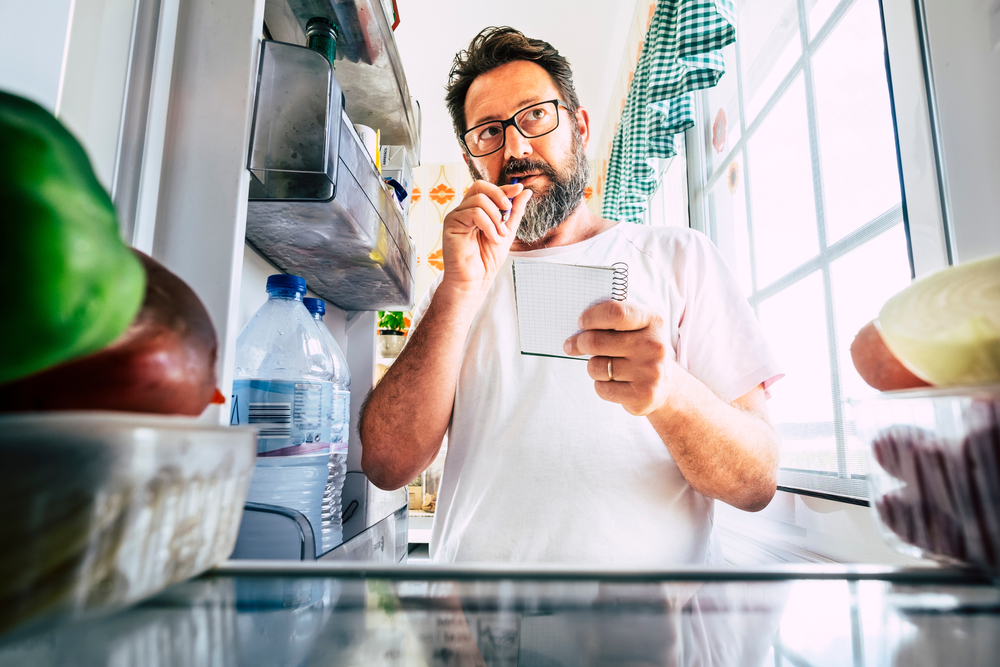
[150, 0, 266, 426]
[0, 1, 74, 112]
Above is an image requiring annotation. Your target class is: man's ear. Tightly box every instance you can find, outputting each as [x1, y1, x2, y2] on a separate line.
[575, 106, 592, 151]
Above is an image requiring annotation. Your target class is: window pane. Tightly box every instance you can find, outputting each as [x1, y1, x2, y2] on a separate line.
[831, 223, 912, 474]
[807, 0, 843, 37]
[704, 43, 742, 176]
[648, 154, 689, 228]
[746, 75, 819, 288]
[758, 271, 838, 474]
[812, 0, 902, 244]
[707, 152, 753, 296]
[738, 0, 803, 124]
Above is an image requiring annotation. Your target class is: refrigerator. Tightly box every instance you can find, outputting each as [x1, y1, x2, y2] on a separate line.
[0, 0, 418, 562]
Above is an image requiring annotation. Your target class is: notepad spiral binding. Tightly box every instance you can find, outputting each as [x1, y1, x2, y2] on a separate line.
[611, 262, 629, 301]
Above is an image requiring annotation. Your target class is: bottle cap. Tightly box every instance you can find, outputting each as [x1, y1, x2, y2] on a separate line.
[306, 16, 339, 40]
[303, 297, 326, 315]
[266, 274, 306, 294]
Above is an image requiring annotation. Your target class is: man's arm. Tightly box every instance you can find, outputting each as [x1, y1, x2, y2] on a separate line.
[360, 181, 532, 490]
[564, 301, 780, 511]
[360, 286, 481, 490]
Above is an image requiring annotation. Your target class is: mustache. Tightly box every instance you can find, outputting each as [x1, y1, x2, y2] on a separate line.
[498, 158, 557, 185]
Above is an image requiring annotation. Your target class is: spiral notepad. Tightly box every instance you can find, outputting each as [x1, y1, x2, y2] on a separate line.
[512, 260, 628, 360]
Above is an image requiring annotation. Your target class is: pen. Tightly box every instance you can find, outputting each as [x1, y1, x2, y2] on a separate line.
[501, 177, 518, 222]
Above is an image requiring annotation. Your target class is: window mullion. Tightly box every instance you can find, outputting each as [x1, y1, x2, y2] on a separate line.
[797, 0, 848, 478]
[731, 30, 760, 310]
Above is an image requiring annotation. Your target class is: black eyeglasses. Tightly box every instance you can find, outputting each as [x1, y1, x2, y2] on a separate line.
[461, 100, 569, 158]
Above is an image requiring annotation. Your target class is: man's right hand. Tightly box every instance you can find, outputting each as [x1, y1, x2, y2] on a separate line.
[360, 180, 530, 491]
[442, 180, 532, 295]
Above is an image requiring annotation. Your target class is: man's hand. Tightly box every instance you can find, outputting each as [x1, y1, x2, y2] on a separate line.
[442, 180, 532, 295]
[563, 300, 675, 416]
[564, 299, 780, 512]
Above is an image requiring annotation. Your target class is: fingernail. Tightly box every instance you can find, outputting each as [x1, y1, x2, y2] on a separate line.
[502, 198, 511, 208]
[563, 340, 572, 354]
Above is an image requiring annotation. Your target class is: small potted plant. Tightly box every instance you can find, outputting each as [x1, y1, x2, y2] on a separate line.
[377, 310, 408, 358]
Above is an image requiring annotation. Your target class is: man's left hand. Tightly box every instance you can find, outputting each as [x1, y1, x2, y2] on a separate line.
[563, 300, 677, 416]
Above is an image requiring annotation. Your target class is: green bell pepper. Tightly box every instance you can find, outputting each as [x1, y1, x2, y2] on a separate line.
[0, 92, 145, 384]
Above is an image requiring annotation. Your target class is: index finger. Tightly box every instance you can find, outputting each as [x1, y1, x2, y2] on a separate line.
[461, 180, 524, 213]
[578, 300, 655, 332]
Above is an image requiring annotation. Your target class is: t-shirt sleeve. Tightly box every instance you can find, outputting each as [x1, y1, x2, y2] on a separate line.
[674, 231, 783, 402]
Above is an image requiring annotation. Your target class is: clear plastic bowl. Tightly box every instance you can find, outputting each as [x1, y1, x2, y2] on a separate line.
[0, 411, 256, 638]
[850, 385, 1000, 572]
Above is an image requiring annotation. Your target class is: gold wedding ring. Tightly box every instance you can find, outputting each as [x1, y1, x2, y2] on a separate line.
[608, 357, 614, 382]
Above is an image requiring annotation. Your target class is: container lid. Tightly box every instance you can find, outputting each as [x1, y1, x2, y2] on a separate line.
[266, 274, 306, 294]
[303, 297, 325, 316]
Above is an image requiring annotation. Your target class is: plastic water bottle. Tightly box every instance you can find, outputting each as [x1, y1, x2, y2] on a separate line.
[303, 298, 351, 551]
[231, 275, 333, 555]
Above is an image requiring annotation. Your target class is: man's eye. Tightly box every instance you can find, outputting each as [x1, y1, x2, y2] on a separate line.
[478, 125, 501, 141]
[530, 108, 547, 120]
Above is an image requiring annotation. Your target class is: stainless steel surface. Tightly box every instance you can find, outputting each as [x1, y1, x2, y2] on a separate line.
[264, 0, 420, 161]
[246, 109, 415, 310]
[3, 564, 999, 666]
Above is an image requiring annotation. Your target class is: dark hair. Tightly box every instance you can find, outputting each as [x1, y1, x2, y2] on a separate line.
[445, 27, 581, 145]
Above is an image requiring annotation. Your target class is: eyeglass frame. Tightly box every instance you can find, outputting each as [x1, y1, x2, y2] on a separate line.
[460, 99, 571, 158]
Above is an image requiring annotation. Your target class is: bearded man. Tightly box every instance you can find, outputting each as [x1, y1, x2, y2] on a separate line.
[359, 27, 783, 566]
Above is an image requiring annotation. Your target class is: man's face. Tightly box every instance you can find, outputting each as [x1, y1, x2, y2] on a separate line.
[462, 61, 592, 244]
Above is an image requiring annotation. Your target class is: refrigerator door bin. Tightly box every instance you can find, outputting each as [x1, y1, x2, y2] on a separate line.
[245, 39, 414, 311]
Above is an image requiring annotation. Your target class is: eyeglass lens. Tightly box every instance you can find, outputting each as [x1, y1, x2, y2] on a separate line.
[465, 101, 560, 157]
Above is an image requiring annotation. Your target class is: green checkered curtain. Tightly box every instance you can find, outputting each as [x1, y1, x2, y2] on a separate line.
[602, 0, 735, 223]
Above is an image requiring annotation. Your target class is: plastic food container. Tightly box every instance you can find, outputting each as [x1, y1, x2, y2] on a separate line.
[0, 412, 256, 639]
[850, 385, 1000, 572]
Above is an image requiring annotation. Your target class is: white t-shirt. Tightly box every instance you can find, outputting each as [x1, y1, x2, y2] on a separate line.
[409, 223, 782, 565]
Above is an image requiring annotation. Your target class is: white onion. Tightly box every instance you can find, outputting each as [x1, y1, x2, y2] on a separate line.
[877, 253, 1000, 386]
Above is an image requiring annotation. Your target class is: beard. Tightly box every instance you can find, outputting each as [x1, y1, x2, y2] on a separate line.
[468, 127, 591, 244]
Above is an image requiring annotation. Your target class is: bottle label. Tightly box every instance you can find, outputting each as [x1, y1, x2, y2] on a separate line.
[231, 379, 333, 457]
[331, 388, 350, 454]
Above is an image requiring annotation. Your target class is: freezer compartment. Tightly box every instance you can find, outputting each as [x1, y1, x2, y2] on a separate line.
[0, 412, 256, 639]
[851, 385, 1000, 573]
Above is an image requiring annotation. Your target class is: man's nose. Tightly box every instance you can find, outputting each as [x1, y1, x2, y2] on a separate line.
[503, 123, 532, 161]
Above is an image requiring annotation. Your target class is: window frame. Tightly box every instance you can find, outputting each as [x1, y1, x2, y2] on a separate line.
[681, 0, 951, 503]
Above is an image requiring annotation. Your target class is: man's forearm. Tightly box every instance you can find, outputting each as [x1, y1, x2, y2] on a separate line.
[647, 375, 779, 511]
[360, 285, 483, 490]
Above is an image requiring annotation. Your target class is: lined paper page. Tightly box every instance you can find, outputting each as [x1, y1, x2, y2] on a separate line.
[512, 260, 617, 360]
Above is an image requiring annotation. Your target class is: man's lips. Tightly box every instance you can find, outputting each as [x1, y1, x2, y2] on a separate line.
[508, 173, 542, 184]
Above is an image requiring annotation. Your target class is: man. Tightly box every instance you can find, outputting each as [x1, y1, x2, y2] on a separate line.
[360, 27, 782, 565]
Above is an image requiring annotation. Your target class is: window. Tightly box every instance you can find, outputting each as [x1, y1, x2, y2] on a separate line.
[686, 0, 913, 502]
